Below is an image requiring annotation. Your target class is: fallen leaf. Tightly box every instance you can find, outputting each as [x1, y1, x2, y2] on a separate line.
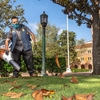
[86, 94, 94, 100]
[55, 53, 61, 68]
[32, 90, 43, 100]
[74, 93, 95, 100]
[41, 89, 55, 96]
[32, 90, 41, 98]
[9, 85, 22, 91]
[32, 89, 55, 99]
[74, 94, 89, 98]
[74, 94, 87, 100]
[10, 80, 16, 85]
[1, 92, 23, 99]
[10, 92, 23, 98]
[61, 95, 73, 100]
[27, 84, 40, 90]
[41, 89, 51, 96]
[70, 76, 78, 84]
[61, 95, 68, 100]
[58, 73, 65, 78]
[49, 90, 55, 95]
[2, 92, 17, 96]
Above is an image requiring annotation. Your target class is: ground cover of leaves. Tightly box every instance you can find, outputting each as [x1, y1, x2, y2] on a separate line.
[0, 75, 99, 100]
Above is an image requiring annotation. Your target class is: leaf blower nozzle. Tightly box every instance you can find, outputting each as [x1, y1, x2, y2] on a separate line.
[0, 49, 21, 71]
[9, 60, 21, 71]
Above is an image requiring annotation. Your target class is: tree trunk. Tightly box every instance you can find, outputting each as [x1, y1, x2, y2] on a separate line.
[92, 11, 100, 75]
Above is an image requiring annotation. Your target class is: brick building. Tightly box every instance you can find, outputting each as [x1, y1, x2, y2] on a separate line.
[73, 41, 92, 71]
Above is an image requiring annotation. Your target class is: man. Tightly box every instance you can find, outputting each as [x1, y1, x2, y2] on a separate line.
[5, 16, 36, 77]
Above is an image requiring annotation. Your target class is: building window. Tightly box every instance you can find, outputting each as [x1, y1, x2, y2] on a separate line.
[81, 51, 84, 54]
[88, 64, 92, 70]
[74, 65, 78, 69]
[81, 58, 84, 61]
[81, 64, 85, 69]
[88, 57, 91, 61]
[88, 50, 91, 53]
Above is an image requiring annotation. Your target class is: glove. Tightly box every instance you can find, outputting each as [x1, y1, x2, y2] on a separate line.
[5, 50, 9, 55]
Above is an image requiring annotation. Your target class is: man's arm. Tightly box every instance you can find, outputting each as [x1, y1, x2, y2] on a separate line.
[5, 32, 12, 51]
[29, 32, 36, 43]
[24, 25, 36, 43]
[5, 38, 10, 51]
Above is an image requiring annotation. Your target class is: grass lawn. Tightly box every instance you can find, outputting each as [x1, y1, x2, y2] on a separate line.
[0, 75, 100, 100]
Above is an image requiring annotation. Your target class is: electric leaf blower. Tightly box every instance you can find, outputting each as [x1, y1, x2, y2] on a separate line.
[0, 48, 20, 71]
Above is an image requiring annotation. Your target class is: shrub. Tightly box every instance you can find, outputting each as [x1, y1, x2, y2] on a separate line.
[0, 60, 13, 76]
[71, 68, 89, 72]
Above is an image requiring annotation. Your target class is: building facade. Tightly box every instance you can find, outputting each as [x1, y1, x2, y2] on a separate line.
[73, 41, 92, 70]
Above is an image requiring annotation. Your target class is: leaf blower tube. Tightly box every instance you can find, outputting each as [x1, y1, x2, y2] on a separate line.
[0, 49, 20, 71]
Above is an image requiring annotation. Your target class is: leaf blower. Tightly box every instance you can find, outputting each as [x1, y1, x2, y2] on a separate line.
[0, 48, 20, 71]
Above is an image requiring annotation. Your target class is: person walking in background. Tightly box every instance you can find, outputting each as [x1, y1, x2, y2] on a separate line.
[5, 16, 37, 78]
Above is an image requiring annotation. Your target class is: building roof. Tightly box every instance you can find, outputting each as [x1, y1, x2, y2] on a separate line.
[75, 42, 92, 49]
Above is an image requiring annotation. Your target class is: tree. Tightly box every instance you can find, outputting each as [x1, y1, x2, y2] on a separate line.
[0, 0, 27, 38]
[75, 39, 86, 57]
[58, 30, 77, 67]
[36, 23, 60, 57]
[76, 39, 85, 45]
[36, 23, 77, 60]
[52, 0, 100, 75]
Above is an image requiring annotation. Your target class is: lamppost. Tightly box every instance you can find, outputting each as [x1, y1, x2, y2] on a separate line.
[40, 11, 48, 76]
[66, 15, 72, 73]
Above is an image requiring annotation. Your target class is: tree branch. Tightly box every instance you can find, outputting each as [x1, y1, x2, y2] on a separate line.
[90, 0, 96, 9]
[73, 10, 91, 23]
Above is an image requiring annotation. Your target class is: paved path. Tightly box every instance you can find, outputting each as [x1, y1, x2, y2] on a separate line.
[21, 72, 92, 77]
[63, 72, 92, 76]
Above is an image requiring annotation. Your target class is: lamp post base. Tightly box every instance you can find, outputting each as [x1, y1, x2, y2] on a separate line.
[40, 73, 48, 76]
[41, 71, 48, 76]
[66, 67, 72, 73]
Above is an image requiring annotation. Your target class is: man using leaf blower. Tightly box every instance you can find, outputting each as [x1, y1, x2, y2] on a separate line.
[5, 16, 37, 78]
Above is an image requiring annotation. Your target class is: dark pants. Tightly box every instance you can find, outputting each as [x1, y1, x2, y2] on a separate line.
[12, 49, 34, 77]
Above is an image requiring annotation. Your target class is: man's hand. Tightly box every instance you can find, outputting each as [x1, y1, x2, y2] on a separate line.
[5, 50, 9, 55]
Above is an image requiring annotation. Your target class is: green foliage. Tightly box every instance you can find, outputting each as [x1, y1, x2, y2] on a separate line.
[0, 59, 13, 76]
[35, 23, 60, 58]
[33, 56, 66, 74]
[52, 0, 100, 75]
[34, 56, 42, 73]
[58, 30, 77, 62]
[46, 57, 66, 73]
[0, 58, 27, 76]
[71, 68, 89, 73]
[21, 59, 27, 72]
[0, 0, 27, 38]
[52, 0, 99, 28]
[0, 22, 77, 75]
[36, 24, 77, 60]
[76, 38, 86, 45]
[34, 23, 77, 73]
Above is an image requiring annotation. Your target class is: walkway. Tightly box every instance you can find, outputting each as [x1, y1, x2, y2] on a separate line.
[63, 72, 92, 76]
[21, 72, 92, 77]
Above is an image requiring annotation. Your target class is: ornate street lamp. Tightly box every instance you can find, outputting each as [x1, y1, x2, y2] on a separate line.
[40, 11, 48, 76]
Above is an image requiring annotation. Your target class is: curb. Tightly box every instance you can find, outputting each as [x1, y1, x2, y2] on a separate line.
[63, 72, 92, 76]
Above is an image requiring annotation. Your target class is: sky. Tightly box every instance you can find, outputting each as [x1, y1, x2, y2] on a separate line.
[13, 0, 92, 41]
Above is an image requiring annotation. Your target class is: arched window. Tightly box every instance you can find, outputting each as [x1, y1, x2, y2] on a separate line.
[74, 65, 78, 69]
[81, 64, 85, 69]
[88, 64, 92, 70]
